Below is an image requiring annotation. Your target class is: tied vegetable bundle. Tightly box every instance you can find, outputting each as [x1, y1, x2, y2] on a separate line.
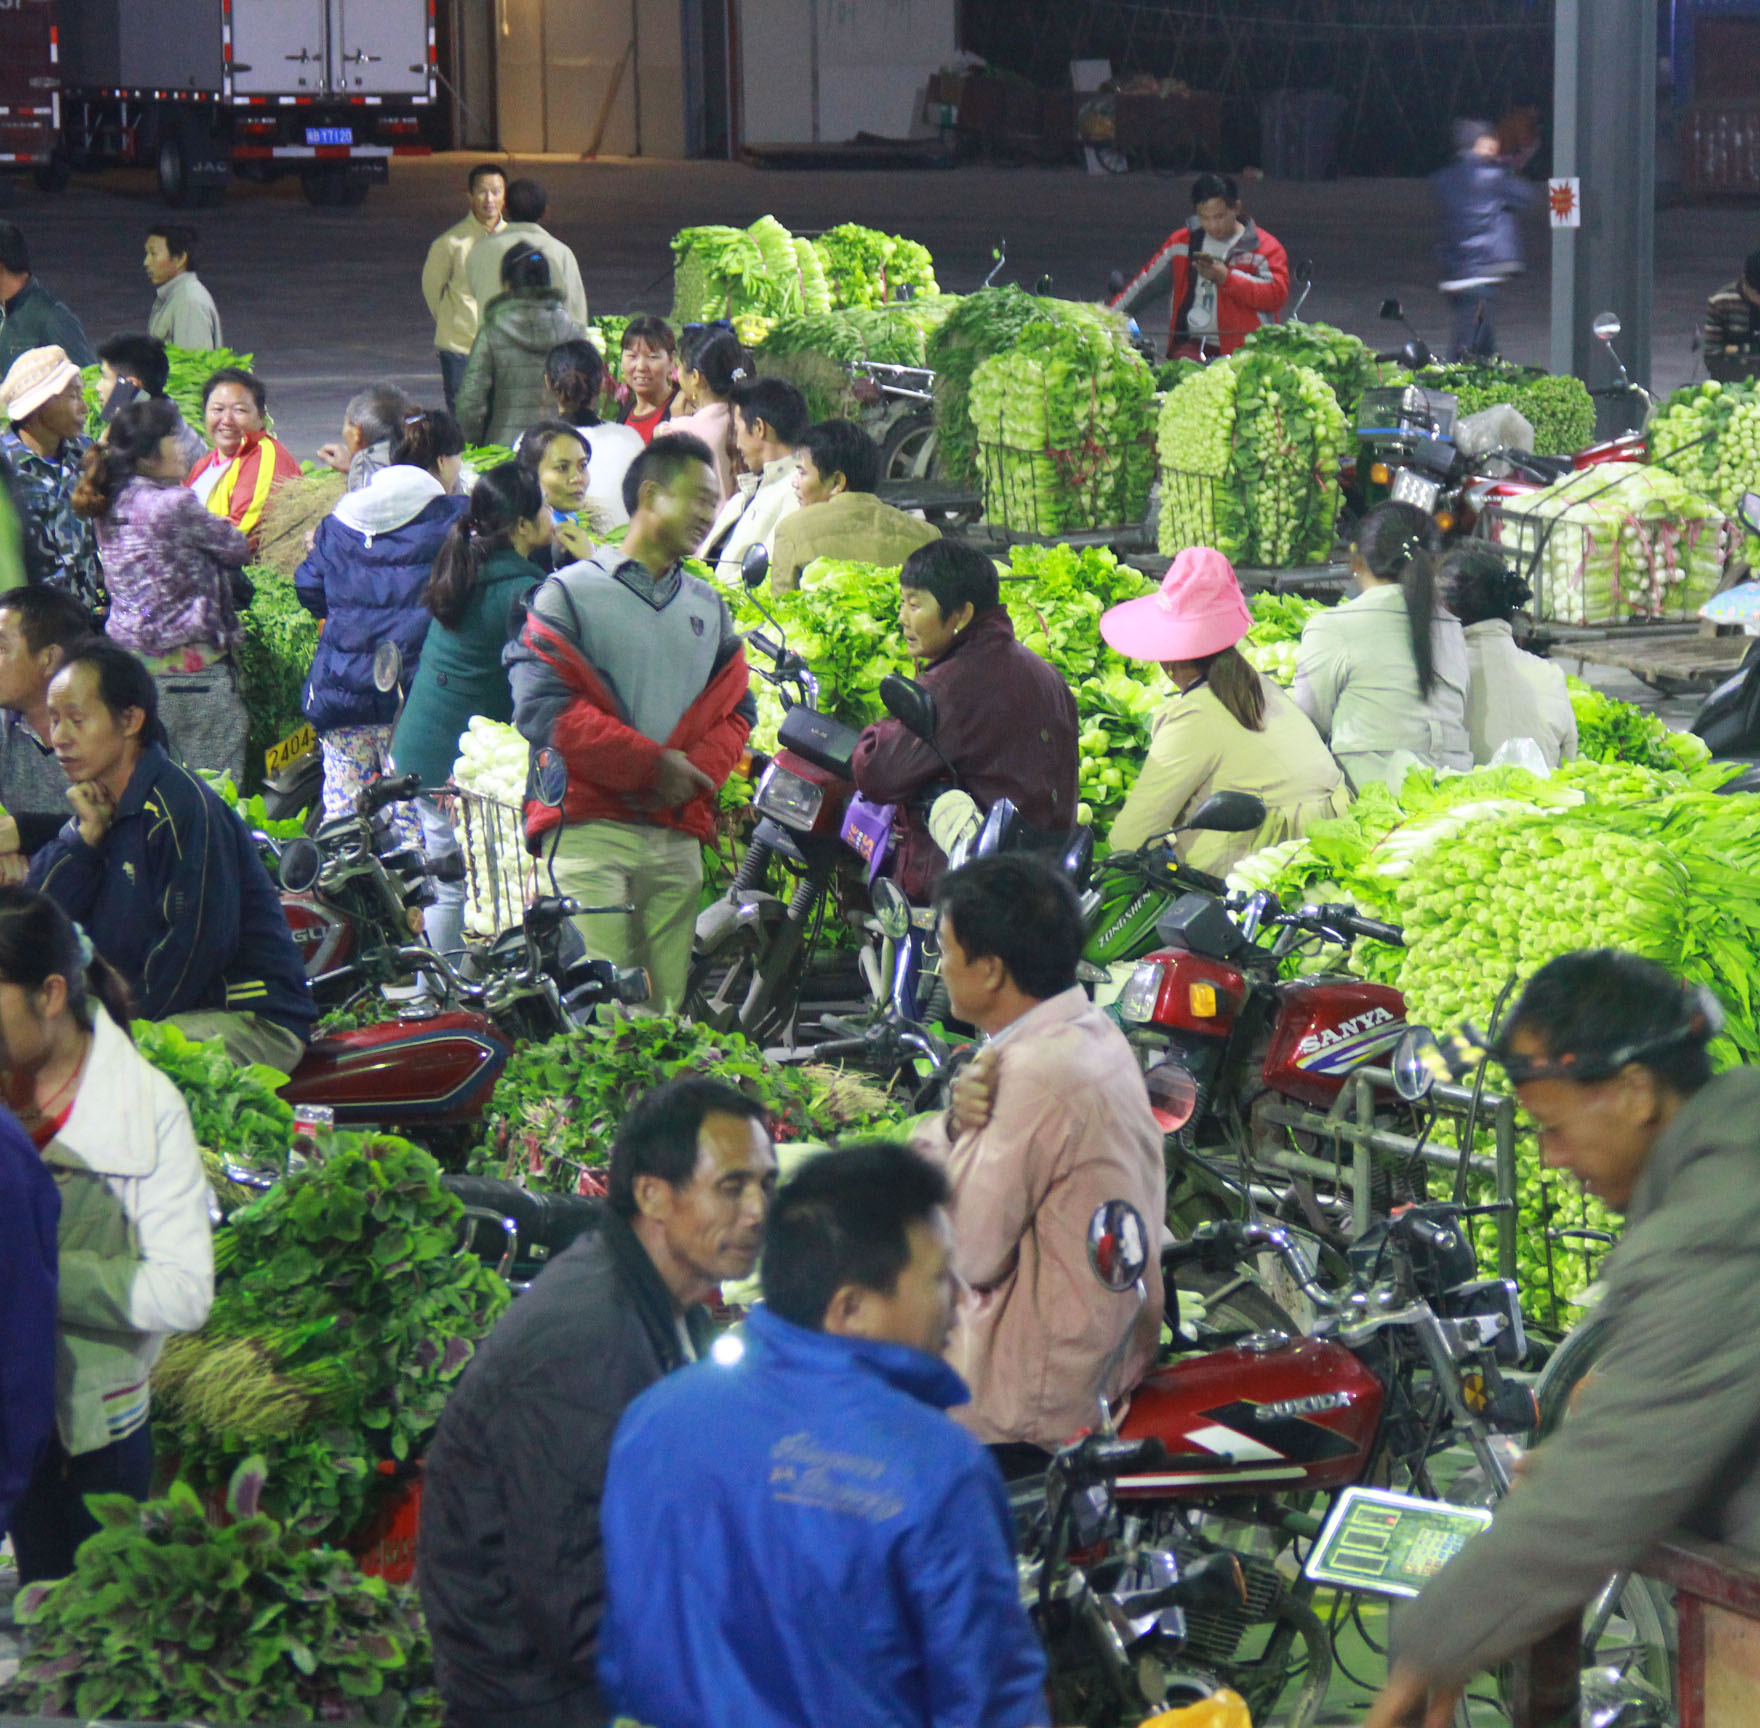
[1239, 320, 1380, 417]
[1226, 750, 1760, 1319]
[969, 317, 1156, 533]
[1649, 376, 1760, 562]
[757, 298, 958, 422]
[1409, 359, 1595, 456]
[1483, 461, 1729, 625]
[236, 565, 321, 792]
[1157, 352, 1350, 568]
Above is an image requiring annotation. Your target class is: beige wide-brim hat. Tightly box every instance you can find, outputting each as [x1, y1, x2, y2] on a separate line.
[0, 345, 81, 423]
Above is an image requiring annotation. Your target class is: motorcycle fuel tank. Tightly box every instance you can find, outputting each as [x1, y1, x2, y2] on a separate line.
[1260, 976, 1406, 1108]
[280, 1011, 511, 1125]
[1116, 1336, 1384, 1498]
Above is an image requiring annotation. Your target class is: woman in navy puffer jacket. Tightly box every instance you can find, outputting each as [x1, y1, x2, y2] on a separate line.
[296, 409, 468, 829]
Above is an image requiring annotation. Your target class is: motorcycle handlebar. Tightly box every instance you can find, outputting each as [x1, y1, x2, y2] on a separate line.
[1056, 1435, 1169, 1486]
[356, 772, 421, 818]
[1162, 1220, 1339, 1316]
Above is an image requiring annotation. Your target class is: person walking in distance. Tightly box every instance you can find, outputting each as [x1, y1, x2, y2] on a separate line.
[422, 164, 507, 413]
[1431, 119, 1536, 361]
[143, 225, 222, 352]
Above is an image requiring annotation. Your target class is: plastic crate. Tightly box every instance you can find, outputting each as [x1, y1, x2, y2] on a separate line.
[454, 786, 532, 938]
[1479, 498, 1732, 626]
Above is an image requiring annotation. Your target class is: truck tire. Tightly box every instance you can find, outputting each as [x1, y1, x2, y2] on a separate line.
[302, 167, 370, 208]
[33, 151, 71, 193]
[157, 136, 224, 208]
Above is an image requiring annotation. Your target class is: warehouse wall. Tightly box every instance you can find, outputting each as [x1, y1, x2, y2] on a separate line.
[496, 0, 687, 156]
[739, 0, 956, 145]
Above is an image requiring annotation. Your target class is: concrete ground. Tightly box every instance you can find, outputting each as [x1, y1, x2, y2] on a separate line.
[2, 152, 1757, 459]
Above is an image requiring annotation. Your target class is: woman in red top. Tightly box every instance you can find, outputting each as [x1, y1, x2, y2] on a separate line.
[184, 366, 302, 548]
[615, 316, 679, 445]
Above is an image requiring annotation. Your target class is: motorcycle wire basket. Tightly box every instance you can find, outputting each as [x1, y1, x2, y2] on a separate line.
[453, 785, 532, 939]
[1477, 492, 1732, 627]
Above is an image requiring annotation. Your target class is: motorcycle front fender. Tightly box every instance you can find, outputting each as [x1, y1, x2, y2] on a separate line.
[694, 889, 789, 952]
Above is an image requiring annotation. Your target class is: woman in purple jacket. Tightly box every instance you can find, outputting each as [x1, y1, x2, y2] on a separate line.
[72, 396, 251, 782]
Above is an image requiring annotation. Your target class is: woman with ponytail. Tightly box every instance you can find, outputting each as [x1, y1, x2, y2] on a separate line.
[0, 886, 212, 1583]
[390, 461, 550, 960]
[656, 325, 748, 503]
[1292, 501, 1471, 790]
[72, 395, 252, 781]
[1441, 541, 1577, 768]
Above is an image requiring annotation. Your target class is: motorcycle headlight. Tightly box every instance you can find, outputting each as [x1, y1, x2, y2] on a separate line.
[1117, 960, 1167, 1025]
[1392, 1025, 1443, 1102]
[753, 764, 824, 830]
[871, 877, 912, 942]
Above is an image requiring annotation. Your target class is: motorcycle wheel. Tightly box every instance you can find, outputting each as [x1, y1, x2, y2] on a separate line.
[880, 409, 938, 483]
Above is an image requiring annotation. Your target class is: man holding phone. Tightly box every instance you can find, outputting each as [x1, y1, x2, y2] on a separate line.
[95, 334, 206, 475]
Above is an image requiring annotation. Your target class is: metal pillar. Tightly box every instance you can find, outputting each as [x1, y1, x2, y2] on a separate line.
[1551, 0, 1658, 387]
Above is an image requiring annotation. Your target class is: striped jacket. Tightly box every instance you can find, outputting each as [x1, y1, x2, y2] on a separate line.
[30, 743, 314, 1038]
[1109, 216, 1289, 354]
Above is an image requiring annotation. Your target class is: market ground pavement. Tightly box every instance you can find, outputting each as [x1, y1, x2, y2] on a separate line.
[1, 153, 1721, 719]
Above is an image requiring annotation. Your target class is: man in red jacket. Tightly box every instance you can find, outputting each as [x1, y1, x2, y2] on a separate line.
[852, 541, 1078, 901]
[507, 431, 755, 1010]
[1109, 172, 1290, 359]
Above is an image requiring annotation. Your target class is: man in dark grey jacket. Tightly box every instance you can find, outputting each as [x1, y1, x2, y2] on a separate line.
[1429, 119, 1536, 361]
[1368, 949, 1760, 1727]
[417, 1077, 776, 1728]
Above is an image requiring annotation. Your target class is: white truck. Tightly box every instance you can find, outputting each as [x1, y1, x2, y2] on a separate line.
[50, 0, 436, 205]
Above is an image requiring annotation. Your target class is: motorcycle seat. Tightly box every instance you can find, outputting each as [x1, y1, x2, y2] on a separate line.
[976, 799, 1095, 890]
[442, 1174, 603, 1263]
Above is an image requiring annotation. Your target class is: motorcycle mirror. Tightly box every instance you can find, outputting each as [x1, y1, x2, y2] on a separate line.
[277, 836, 322, 896]
[1592, 310, 1623, 343]
[1392, 1025, 1443, 1103]
[741, 544, 772, 591]
[1106, 269, 1126, 297]
[1296, 257, 1315, 283]
[879, 672, 938, 746]
[1742, 492, 1760, 537]
[532, 746, 569, 810]
[1086, 1200, 1150, 1294]
[1179, 790, 1267, 834]
[1033, 273, 1054, 297]
[1379, 298, 1404, 321]
[1399, 337, 1433, 373]
[372, 640, 404, 695]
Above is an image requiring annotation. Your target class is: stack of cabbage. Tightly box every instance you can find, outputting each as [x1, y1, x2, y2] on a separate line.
[1410, 360, 1595, 456]
[969, 318, 1156, 532]
[670, 218, 937, 325]
[1157, 352, 1350, 567]
[1239, 320, 1380, 418]
[757, 298, 959, 422]
[451, 716, 532, 937]
[1239, 592, 1325, 686]
[1650, 377, 1760, 562]
[1484, 462, 1729, 624]
[1226, 750, 1760, 1320]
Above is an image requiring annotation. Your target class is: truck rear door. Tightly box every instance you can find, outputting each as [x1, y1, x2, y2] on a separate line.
[330, 0, 431, 98]
[230, 0, 329, 96]
[0, 0, 58, 165]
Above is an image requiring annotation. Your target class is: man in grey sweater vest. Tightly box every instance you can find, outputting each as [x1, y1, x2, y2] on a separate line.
[507, 432, 754, 1011]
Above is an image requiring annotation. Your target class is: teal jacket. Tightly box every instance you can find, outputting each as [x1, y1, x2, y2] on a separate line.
[390, 545, 543, 788]
[0, 277, 95, 374]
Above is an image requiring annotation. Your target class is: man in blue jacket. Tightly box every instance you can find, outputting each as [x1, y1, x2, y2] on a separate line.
[29, 640, 314, 1072]
[598, 1140, 1050, 1728]
[1430, 119, 1537, 361]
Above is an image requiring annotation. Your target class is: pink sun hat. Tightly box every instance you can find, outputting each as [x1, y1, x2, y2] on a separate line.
[1100, 546, 1252, 663]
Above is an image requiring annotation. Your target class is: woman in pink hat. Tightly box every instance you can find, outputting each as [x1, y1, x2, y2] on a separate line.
[1101, 546, 1347, 876]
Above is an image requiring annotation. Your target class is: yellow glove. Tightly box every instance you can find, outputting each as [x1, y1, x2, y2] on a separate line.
[1139, 1689, 1254, 1728]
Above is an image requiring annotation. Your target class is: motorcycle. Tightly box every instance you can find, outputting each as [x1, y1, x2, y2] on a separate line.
[276, 746, 649, 1151]
[1035, 1201, 1671, 1727]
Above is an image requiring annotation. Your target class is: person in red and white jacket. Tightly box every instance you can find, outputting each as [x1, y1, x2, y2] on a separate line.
[505, 430, 754, 1013]
[1109, 172, 1290, 360]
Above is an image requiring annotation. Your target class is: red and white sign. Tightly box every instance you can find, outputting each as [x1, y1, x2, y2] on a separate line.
[1548, 177, 1582, 228]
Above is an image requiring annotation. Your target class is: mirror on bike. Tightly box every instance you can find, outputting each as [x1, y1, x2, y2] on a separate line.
[1379, 298, 1404, 322]
[1086, 1200, 1149, 1294]
[1591, 310, 1623, 344]
[1392, 1025, 1444, 1103]
[879, 673, 938, 746]
[532, 746, 569, 811]
[1179, 790, 1267, 834]
[1106, 268, 1126, 297]
[277, 836, 322, 896]
[741, 544, 772, 591]
[372, 640, 404, 695]
[1399, 337, 1432, 373]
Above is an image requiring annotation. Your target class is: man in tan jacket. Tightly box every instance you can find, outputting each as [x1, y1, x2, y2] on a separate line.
[914, 854, 1166, 1475]
[768, 418, 939, 592]
[421, 163, 506, 412]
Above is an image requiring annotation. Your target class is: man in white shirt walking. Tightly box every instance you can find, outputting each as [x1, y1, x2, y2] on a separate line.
[143, 225, 222, 351]
[422, 163, 507, 412]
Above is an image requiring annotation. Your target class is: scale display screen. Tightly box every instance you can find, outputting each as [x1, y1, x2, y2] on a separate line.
[1304, 1486, 1493, 1599]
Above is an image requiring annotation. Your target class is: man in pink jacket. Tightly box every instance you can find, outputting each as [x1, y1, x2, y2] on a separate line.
[913, 855, 1166, 1475]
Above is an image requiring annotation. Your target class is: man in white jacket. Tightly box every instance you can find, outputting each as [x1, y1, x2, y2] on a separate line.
[700, 378, 809, 584]
[465, 178, 589, 335]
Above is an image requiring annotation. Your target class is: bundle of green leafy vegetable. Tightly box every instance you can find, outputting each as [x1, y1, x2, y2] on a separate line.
[1239, 591, 1325, 686]
[236, 565, 321, 791]
[812, 223, 939, 308]
[969, 318, 1156, 532]
[1568, 677, 1713, 773]
[1403, 358, 1595, 456]
[154, 1133, 509, 1540]
[5, 1458, 440, 1728]
[671, 215, 833, 323]
[1239, 321, 1380, 417]
[757, 299, 958, 421]
[469, 1017, 896, 1193]
[926, 285, 1063, 488]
